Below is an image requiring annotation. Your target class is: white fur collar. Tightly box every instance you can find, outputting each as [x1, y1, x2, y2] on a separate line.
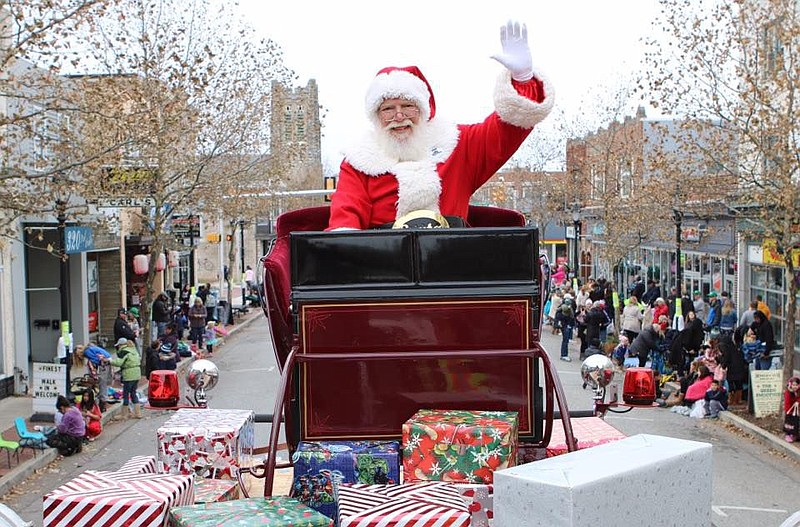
[342, 119, 459, 217]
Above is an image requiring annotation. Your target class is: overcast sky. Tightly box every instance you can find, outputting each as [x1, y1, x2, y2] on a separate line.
[235, 0, 662, 169]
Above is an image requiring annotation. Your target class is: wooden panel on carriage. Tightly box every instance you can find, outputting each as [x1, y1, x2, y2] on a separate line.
[289, 228, 544, 443]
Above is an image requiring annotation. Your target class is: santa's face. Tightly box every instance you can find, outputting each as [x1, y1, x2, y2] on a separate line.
[378, 98, 420, 140]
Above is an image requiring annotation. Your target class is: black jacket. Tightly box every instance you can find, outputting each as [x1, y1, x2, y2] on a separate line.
[152, 298, 171, 323]
[113, 317, 136, 342]
[718, 334, 747, 382]
[630, 326, 661, 361]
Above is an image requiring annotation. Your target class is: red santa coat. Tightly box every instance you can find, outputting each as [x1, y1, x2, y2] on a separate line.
[327, 71, 554, 230]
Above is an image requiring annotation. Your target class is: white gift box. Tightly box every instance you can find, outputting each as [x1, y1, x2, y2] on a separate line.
[493, 434, 712, 527]
[157, 408, 255, 479]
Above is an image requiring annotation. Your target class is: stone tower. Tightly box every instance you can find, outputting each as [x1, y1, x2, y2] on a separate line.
[270, 79, 322, 190]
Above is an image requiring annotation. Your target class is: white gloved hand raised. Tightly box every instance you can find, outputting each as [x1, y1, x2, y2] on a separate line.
[490, 20, 533, 82]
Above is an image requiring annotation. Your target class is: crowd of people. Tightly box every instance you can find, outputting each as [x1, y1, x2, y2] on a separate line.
[60, 285, 227, 456]
[546, 269, 787, 425]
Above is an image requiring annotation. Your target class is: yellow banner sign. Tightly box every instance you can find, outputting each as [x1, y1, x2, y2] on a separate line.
[762, 239, 800, 267]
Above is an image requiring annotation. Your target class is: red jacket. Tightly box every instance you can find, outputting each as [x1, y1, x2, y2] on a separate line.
[686, 375, 714, 402]
[328, 73, 553, 230]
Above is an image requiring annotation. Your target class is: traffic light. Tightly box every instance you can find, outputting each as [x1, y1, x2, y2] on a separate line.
[324, 176, 336, 202]
[225, 234, 233, 242]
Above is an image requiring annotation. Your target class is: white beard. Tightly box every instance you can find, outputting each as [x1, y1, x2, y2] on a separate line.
[374, 119, 432, 161]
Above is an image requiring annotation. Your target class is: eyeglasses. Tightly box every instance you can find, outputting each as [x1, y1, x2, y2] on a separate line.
[378, 103, 419, 121]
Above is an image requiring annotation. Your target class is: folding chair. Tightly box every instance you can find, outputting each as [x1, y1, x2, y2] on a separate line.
[14, 417, 47, 457]
[0, 438, 20, 468]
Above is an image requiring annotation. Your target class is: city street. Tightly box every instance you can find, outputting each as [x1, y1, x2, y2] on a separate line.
[2, 320, 799, 526]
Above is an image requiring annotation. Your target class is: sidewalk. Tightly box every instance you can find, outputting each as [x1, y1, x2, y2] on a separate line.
[537, 324, 800, 465]
[0, 306, 264, 498]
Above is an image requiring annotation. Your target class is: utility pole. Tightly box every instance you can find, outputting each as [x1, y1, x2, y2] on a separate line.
[240, 221, 246, 308]
[57, 199, 72, 396]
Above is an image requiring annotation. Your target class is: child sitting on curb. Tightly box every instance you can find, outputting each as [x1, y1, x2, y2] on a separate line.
[704, 379, 728, 418]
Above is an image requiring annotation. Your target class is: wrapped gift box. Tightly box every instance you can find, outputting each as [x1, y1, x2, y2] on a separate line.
[194, 479, 240, 503]
[545, 417, 626, 457]
[337, 482, 471, 527]
[157, 408, 255, 479]
[455, 483, 493, 527]
[44, 470, 194, 527]
[169, 497, 332, 526]
[291, 440, 400, 519]
[402, 409, 518, 484]
[493, 434, 712, 527]
[97, 455, 158, 478]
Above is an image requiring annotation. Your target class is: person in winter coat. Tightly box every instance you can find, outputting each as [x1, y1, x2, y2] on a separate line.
[784, 376, 800, 443]
[684, 364, 714, 406]
[652, 298, 669, 331]
[326, 21, 553, 231]
[641, 280, 662, 307]
[584, 301, 608, 354]
[630, 323, 664, 368]
[692, 290, 707, 325]
[719, 299, 738, 335]
[104, 338, 142, 419]
[151, 293, 171, 338]
[717, 333, 747, 406]
[548, 291, 564, 335]
[750, 310, 775, 370]
[113, 308, 136, 344]
[188, 297, 207, 349]
[705, 292, 722, 330]
[555, 301, 575, 361]
[704, 380, 728, 418]
[679, 310, 706, 367]
[621, 296, 643, 343]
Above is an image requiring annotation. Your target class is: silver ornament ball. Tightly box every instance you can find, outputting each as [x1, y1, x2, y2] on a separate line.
[186, 359, 219, 391]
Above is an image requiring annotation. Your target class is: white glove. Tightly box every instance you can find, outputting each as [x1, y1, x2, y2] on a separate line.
[491, 20, 533, 82]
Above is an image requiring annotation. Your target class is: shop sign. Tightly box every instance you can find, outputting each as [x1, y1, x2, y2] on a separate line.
[750, 369, 783, 418]
[64, 226, 94, 254]
[681, 226, 701, 242]
[171, 215, 202, 240]
[32, 363, 67, 414]
[762, 239, 800, 267]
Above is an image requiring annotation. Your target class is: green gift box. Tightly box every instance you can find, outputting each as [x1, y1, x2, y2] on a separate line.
[402, 409, 518, 484]
[169, 497, 333, 526]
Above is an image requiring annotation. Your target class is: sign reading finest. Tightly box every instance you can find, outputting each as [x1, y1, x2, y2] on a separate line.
[97, 197, 156, 208]
[750, 369, 783, 417]
[32, 362, 67, 414]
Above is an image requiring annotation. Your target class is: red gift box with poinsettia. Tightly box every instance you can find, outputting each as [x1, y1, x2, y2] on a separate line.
[402, 409, 518, 484]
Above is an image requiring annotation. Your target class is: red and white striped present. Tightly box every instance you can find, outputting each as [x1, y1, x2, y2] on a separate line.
[157, 408, 254, 479]
[43, 470, 194, 527]
[97, 455, 157, 478]
[546, 417, 626, 457]
[337, 482, 471, 527]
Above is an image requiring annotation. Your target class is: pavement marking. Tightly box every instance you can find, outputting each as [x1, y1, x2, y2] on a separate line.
[228, 366, 276, 373]
[712, 505, 788, 517]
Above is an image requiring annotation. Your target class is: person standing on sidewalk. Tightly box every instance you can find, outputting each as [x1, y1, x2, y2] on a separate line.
[188, 297, 207, 350]
[104, 338, 142, 419]
[555, 297, 575, 362]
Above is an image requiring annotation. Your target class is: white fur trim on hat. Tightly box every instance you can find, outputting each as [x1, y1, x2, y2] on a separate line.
[494, 68, 555, 129]
[365, 70, 432, 123]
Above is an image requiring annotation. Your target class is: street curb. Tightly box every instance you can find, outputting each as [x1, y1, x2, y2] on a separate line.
[719, 410, 800, 464]
[0, 310, 264, 497]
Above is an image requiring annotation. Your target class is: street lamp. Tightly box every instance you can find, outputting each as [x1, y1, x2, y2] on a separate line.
[571, 204, 581, 281]
[673, 208, 683, 290]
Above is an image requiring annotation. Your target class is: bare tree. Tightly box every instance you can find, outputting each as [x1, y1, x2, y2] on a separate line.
[646, 0, 800, 385]
[67, 0, 292, 350]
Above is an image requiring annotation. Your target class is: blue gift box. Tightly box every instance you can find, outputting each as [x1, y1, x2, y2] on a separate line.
[290, 440, 400, 520]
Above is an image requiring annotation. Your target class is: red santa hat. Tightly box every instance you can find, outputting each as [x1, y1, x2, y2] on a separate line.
[364, 65, 436, 123]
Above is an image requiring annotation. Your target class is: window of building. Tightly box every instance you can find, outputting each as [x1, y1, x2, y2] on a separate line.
[619, 161, 632, 199]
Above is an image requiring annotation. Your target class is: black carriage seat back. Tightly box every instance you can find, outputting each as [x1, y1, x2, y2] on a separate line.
[261, 205, 527, 371]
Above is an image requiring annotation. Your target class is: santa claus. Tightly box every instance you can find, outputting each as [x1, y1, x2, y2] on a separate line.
[327, 20, 554, 231]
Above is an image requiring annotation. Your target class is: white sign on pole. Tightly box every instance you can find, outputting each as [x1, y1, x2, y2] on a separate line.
[97, 197, 156, 208]
[32, 362, 67, 414]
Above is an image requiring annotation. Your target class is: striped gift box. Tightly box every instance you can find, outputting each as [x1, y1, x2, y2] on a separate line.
[43, 470, 194, 527]
[337, 482, 471, 527]
[454, 483, 493, 527]
[96, 455, 158, 478]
